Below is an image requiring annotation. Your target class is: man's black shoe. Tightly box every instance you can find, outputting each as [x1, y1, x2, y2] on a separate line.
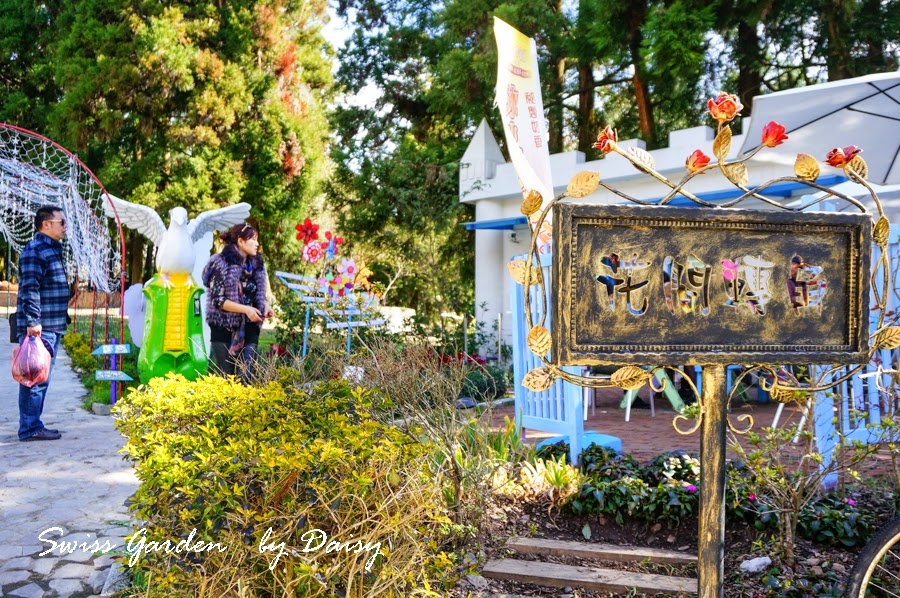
[21, 429, 62, 441]
[45, 428, 59, 434]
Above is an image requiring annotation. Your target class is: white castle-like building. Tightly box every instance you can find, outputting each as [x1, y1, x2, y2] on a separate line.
[459, 72, 900, 351]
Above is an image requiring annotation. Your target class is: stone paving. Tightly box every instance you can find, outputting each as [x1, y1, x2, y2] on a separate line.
[1, 317, 139, 597]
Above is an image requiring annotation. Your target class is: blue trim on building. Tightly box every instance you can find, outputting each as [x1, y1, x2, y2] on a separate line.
[464, 216, 529, 230]
[655, 175, 848, 206]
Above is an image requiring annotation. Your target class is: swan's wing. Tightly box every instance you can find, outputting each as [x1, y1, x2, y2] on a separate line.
[103, 194, 166, 246]
[187, 202, 251, 243]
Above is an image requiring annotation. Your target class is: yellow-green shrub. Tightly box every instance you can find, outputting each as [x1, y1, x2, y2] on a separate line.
[114, 374, 452, 597]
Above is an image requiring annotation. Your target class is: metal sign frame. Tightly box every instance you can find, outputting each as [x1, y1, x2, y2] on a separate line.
[552, 204, 872, 366]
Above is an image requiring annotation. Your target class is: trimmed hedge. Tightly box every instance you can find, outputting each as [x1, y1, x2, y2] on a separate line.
[114, 374, 453, 596]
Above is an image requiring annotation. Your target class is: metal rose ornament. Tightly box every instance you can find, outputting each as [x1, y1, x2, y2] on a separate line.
[706, 92, 743, 122]
[592, 125, 618, 154]
[760, 121, 788, 148]
[685, 149, 711, 173]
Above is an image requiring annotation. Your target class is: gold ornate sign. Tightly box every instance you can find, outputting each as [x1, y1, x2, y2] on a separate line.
[552, 204, 872, 366]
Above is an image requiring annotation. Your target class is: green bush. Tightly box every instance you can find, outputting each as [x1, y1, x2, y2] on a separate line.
[114, 375, 453, 597]
[61, 331, 139, 407]
[460, 364, 508, 401]
[642, 480, 699, 524]
[797, 494, 874, 548]
[580, 445, 642, 481]
[640, 451, 700, 486]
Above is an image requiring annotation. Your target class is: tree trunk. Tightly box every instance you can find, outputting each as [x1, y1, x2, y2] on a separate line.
[626, 0, 654, 142]
[547, 56, 565, 152]
[822, 0, 853, 80]
[736, 20, 763, 117]
[577, 62, 596, 154]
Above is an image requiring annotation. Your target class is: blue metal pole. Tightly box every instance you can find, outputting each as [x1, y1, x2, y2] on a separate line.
[302, 304, 311, 358]
[346, 312, 352, 354]
[110, 337, 118, 405]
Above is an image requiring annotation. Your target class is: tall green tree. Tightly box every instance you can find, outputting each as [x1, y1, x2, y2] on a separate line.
[46, 0, 333, 281]
[0, 0, 60, 130]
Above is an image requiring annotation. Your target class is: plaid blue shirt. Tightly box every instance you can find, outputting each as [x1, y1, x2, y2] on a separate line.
[16, 233, 70, 333]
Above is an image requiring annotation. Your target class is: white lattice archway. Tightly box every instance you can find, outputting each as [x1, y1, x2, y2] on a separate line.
[0, 123, 126, 340]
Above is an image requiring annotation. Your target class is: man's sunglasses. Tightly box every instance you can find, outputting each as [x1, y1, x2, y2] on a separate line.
[46, 219, 67, 226]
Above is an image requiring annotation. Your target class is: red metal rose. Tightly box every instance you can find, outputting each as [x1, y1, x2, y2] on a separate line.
[685, 149, 711, 173]
[592, 125, 618, 154]
[760, 121, 788, 148]
[824, 145, 863, 167]
[707, 93, 743, 123]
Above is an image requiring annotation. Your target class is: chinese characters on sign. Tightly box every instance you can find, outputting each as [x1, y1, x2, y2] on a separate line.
[553, 205, 871, 366]
[598, 253, 827, 317]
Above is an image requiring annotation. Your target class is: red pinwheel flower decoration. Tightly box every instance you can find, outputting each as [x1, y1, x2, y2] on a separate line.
[295, 218, 319, 244]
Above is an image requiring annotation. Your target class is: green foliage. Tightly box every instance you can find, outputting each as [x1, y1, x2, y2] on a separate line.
[758, 567, 844, 598]
[534, 439, 569, 464]
[461, 364, 507, 402]
[114, 374, 453, 596]
[571, 476, 652, 525]
[61, 329, 139, 408]
[797, 494, 873, 548]
[580, 445, 642, 481]
[38, 0, 334, 281]
[640, 450, 701, 486]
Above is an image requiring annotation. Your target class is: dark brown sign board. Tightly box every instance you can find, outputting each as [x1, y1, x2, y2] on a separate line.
[552, 204, 872, 366]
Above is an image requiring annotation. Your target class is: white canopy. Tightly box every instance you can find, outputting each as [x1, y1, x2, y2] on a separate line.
[740, 71, 900, 185]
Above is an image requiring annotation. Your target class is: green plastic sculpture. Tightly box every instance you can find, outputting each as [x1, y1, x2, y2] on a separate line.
[138, 273, 208, 383]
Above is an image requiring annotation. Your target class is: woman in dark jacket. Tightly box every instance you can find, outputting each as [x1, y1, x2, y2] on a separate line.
[202, 223, 273, 381]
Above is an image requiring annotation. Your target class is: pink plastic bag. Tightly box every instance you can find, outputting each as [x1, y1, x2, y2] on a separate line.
[11, 335, 52, 388]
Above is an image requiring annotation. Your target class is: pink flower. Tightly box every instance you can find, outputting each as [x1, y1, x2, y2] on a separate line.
[761, 121, 788, 148]
[685, 484, 698, 493]
[748, 493, 757, 502]
[338, 258, 357, 278]
[302, 240, 323, 264]
[845, 498, 856, 507]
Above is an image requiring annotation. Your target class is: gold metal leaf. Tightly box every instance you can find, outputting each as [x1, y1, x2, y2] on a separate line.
[565, 171, 600, 198]
[877, 327, 900, 350]
[767, 370, 802, 403]
[723, 163, 749, 187]
[627, 147, 655, 173]
[610, 366, 651, 391]
[522, 366, 555, 392]
[847, 155, 869, 183]
[794, 153, 820, 181]
[520, 190, 543, 217]
[527, 325, 553, 357]
[874, 216, 890, 246]
[770, 383, 803, 404]
[712, 126, 732, 161]
[506, 260, 542, 287]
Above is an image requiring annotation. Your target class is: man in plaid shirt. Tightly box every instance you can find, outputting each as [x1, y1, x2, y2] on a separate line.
[15, 205, 70, 441]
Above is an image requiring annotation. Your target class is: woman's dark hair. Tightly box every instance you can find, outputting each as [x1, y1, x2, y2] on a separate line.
[220, 222, 257, 244]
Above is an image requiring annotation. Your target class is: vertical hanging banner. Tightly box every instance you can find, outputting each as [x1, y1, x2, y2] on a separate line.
[494, 17, 554, 254]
